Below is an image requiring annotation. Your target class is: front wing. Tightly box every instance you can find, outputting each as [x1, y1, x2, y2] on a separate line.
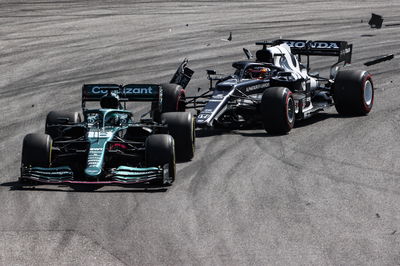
[21, 164, 170, 185]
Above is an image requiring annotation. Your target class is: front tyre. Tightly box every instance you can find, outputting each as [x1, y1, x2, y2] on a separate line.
[161, 112, 195, 161]
[333, 70, 374, 115]
[20, 133, 52, 183]
[145, 134, 176, 186]
[21, 134, 52, 167]
[260, 86, 295, 135]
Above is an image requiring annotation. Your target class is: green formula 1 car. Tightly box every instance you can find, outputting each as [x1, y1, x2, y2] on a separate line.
[20, 81, 195, 187]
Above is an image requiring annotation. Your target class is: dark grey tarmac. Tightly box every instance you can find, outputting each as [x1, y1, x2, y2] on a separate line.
[1, 1, 400, 265]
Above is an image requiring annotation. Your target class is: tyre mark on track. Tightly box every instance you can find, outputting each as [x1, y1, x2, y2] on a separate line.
[253, 133, 400, 197]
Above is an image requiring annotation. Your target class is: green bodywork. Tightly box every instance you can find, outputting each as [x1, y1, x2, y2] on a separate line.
[84, 109, 130, 178]
[22, 108, 165, 183]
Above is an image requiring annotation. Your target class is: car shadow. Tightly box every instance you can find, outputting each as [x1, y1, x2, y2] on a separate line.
[293, 113, 333, 128]
[195, 112, 358, 138]
[195, 128, 227, 138]
[1, 181, 168, 193]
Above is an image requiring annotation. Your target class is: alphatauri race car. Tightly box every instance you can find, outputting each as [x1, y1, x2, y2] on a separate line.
[187, 39, 374, 134]
[20, 62, 196, 187]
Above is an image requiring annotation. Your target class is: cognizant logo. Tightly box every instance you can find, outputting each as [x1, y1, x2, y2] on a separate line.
[91, 87, 118, 94]
[90, 86, 155, 95]
[123, 87, 153, 94]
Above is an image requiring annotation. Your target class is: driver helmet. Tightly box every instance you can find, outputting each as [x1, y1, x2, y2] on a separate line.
[105, 113, 120, 126]
[100, 93, 120, 109]
[247, 66, 270, 79]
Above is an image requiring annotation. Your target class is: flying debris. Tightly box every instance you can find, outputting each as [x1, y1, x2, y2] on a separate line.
[364, 54, 394, 66]
[243, 48, 253, 59]
[227, 32, 232, 41]
[385, 23, 400, 28]
[220, 32, 233, 42]
[368, 13, 383, 29]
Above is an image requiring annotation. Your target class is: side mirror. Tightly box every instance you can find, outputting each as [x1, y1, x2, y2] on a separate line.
[206, 69, 216, 75]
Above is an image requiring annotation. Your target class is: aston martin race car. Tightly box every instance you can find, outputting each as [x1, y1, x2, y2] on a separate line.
[20, 76, 195, 187]
[187, 39, 374, 134]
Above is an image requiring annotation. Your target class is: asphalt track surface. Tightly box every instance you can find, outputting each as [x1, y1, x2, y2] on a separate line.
[1, 1, 400, 265]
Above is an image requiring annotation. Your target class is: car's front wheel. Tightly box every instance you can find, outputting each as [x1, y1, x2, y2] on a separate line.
[20, 133, 52, 183]
[260, 86, 295, 135]
[161, 112, 195, 161]
[145, 134, 176, 186]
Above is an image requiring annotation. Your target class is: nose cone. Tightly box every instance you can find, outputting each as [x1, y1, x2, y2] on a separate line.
[84, 167, 102, 178]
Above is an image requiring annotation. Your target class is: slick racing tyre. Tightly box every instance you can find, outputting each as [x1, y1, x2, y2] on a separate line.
[261, 86, 295, 135]
[161, 112, 195, 161]
[145, 134, 176, 186]
[45, 111, 82, 138]
[20, 133, 52, 183]
[333, 70, 374, 115]
[160, 83, 186, 112]
[152, 83, 185, 121]
[21, 133, 52, 167]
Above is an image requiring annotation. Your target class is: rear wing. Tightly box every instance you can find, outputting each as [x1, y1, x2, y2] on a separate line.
[273, 39, 352, 64]
[82, 84, 160, 108]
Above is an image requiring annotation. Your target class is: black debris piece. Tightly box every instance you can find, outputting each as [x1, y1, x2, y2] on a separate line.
[385, 23, 400, 27]
[186, 24, 189, 27]
[227, 32, 232, 41]
[376, 213, 380, 218]
[364, 54, 394, 66]
[31, 104, 35, 108]
[360, 34, 375, 37]
[391, 230, 397, 235]
[369, 13, 383, 29]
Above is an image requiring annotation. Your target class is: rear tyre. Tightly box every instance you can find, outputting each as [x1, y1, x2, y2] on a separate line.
[161, 83, 186, 112]
[161, 112, 195, 161]
[145, 134, 176, 186]
[152, 83, 185, 121]
[333, 70, 374, 115]
[20, 133, 52, 183]
[260, 86, 295, 135]
[45, 111, 82, 138]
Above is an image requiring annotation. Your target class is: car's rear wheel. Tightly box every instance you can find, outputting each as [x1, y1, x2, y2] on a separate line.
[333, 70, 374, 115]
[45, 111, 82, 138]
[161, 112, 195, 161]
[145, 134, 176, 186]
[152, 83, 185, 121]
[260, 86, 295, 135]
[20, 133, 52, 183]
